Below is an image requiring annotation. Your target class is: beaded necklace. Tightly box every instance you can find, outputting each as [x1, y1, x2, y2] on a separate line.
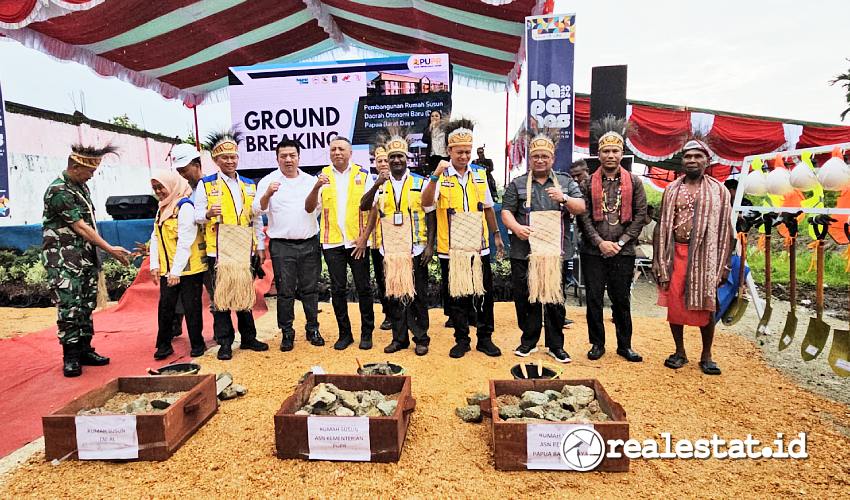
[601, 176, 622, 226]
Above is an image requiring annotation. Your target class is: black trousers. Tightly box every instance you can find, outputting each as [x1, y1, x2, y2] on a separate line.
[581, 253, 635, 350]
[157, 273, 205, 351]
[388, 254, 431, 346]
[440, 254, 494, 344]
[511, 258, 565, 350]
[208, 259, 258, 346]
[173, 266, 214, 335]
[323, 246, 374, 339]
[371, 248, 388, 316]
[270, 237, 320, 337]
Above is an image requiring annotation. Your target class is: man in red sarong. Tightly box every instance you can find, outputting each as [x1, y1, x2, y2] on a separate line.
[653, 139, 734, 375]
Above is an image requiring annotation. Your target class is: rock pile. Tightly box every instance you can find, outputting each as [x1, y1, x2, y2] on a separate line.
[496, 385, 609, 423]
[296, 383, 399, 417]
[77, 391, 187, 415]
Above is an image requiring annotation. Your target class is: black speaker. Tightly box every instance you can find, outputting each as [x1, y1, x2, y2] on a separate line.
[590, 65, 628, 156]
[105, 195, 159, 220]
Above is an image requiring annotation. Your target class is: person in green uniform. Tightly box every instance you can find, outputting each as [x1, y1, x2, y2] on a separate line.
[42, 144, 131, 377]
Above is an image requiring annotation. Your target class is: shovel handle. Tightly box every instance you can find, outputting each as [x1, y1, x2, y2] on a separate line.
[736, 232, 748, 293]
[764, 234, 771, 298]
[788, 236, 796, 303]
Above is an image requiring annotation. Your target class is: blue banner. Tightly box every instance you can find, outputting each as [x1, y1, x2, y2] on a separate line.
[525, 14, 576, 172]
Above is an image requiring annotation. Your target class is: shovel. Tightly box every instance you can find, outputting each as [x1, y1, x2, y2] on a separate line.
[800, 218, 831, 361]
[755, 214, 776, 340]
[722, 231, 750, 325]
[827, 222, 850, 376]
[778, 214, 800, 351]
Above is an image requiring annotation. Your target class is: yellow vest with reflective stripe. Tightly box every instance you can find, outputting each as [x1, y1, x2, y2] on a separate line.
[155, 199, 207, 276]
[380, 173, 428, 247]
[201, 174, 257, 256]
[436, 166, 488, 255]
[320, 165, 370, 246]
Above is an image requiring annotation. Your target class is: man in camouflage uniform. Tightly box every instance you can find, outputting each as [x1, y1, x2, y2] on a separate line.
[42, 144, 131, 377]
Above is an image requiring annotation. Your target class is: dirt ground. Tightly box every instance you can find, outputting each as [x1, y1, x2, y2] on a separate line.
[1, 290, 849, 498]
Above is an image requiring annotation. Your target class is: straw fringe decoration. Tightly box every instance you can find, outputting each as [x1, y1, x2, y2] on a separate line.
[381, 215, 415, 300]
[214, 225, 255, 312]
[448, 211, 485, 297]
[96, 271, 109, 309]
[526, 173, 564, 304]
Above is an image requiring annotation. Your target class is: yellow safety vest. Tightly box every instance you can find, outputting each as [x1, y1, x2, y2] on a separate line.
[155, 199, 207, 276]
[436, 166, 488, 255]
[380, 173, 428, 247]
[320, 164, 370, 246]
[200, 173, 257, 256]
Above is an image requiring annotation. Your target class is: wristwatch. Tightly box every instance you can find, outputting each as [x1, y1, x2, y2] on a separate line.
[617, 240, 626, 248]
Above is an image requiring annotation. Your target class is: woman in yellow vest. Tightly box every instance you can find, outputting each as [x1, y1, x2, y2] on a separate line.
[149, 170, 208, 360]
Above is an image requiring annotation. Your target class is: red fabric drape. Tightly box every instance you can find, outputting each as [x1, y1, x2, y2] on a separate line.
[796, 125, 850, 149]
[0, 0, 37, 23]
[627, 104, 691, 161]
[574, 96, 590, 151]
[707, 115, 786, 165]
[645, 166, 679, 190]
[705, 164, 733, 183]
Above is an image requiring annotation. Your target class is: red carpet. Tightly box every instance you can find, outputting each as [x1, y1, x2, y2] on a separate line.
[0, 257, 274, 458]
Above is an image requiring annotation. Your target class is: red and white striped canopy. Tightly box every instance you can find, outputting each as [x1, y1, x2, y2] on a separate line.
[0, 0, 550, 104]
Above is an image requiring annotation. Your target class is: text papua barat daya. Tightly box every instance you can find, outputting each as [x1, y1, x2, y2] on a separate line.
[243, 107, 341, 152]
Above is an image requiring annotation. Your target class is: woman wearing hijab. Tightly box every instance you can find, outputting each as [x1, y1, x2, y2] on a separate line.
[149, 170, 208, 360]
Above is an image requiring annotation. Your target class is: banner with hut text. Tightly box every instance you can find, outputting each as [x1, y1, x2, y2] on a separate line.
[525, 13, 576, 172]
[0, 81, 8, 218]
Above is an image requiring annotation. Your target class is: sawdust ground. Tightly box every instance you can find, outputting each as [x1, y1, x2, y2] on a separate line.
[1, 300, 850, 498]
[0, 306, 55, 339]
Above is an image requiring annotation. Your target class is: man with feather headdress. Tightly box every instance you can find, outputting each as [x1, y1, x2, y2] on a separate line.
[361, 129, 436, 355]
[194, 129, 269, 360]
[577, 115, 647, 363]
[42, 144, 131, 377]
[501, 129, 585, 363]
[421, 118, 504, 359]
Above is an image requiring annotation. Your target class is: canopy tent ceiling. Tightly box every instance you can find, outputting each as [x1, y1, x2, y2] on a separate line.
[0, 0, 550, 104]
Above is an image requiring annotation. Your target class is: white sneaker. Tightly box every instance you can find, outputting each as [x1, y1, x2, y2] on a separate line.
[513, 344, 538, 357]
[548, 348, 572, 363]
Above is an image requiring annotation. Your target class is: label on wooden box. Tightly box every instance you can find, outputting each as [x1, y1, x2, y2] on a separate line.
[75, 415, 139, 460]
[307, 416, 370, 461]
[526, 423, 598, 470]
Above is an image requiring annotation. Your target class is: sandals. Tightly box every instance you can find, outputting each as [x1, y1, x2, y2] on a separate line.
[699, 360, 722, 375]
[664, 353, 688, 369]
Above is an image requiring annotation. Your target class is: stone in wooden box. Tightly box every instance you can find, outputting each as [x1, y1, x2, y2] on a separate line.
[275, 374, 416, 462]
[42, 375, 217, 461]
[484, 378, 629, 472]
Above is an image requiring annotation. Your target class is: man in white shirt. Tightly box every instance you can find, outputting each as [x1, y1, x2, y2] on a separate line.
[305, 137, 375, 350]
[194, 131, 269, 360]
[254, 139, 324, 352]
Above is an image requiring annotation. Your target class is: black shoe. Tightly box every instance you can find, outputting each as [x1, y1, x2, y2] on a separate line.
[380, 318, 392, 331]
[548, 348, 572, 363]
[587, 344, 605, 360]
[62, 343, 82, 377]
[154, 345, 174, 360]
[63, 357, 82, 377]
[617, 348, 643, 362]
[190, 346, 206, 358]
[415, 344, 429, 356]
[79, 349, 110, 366]
[280, 336, 294, 352]
[476, 338, 502, 357]
[240, 338, 269, 351]
[514, 344, 538, 357]
[384, 341, 409, 353]
[445, 318, 454, 328]
[334, 336, 354, 350]
[563, 318, 574, 329]
[359, 334, 373, 350]
[306, 331, 325, 347]
[449, 343, 471, 358]
[217, 344, 233, 360]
